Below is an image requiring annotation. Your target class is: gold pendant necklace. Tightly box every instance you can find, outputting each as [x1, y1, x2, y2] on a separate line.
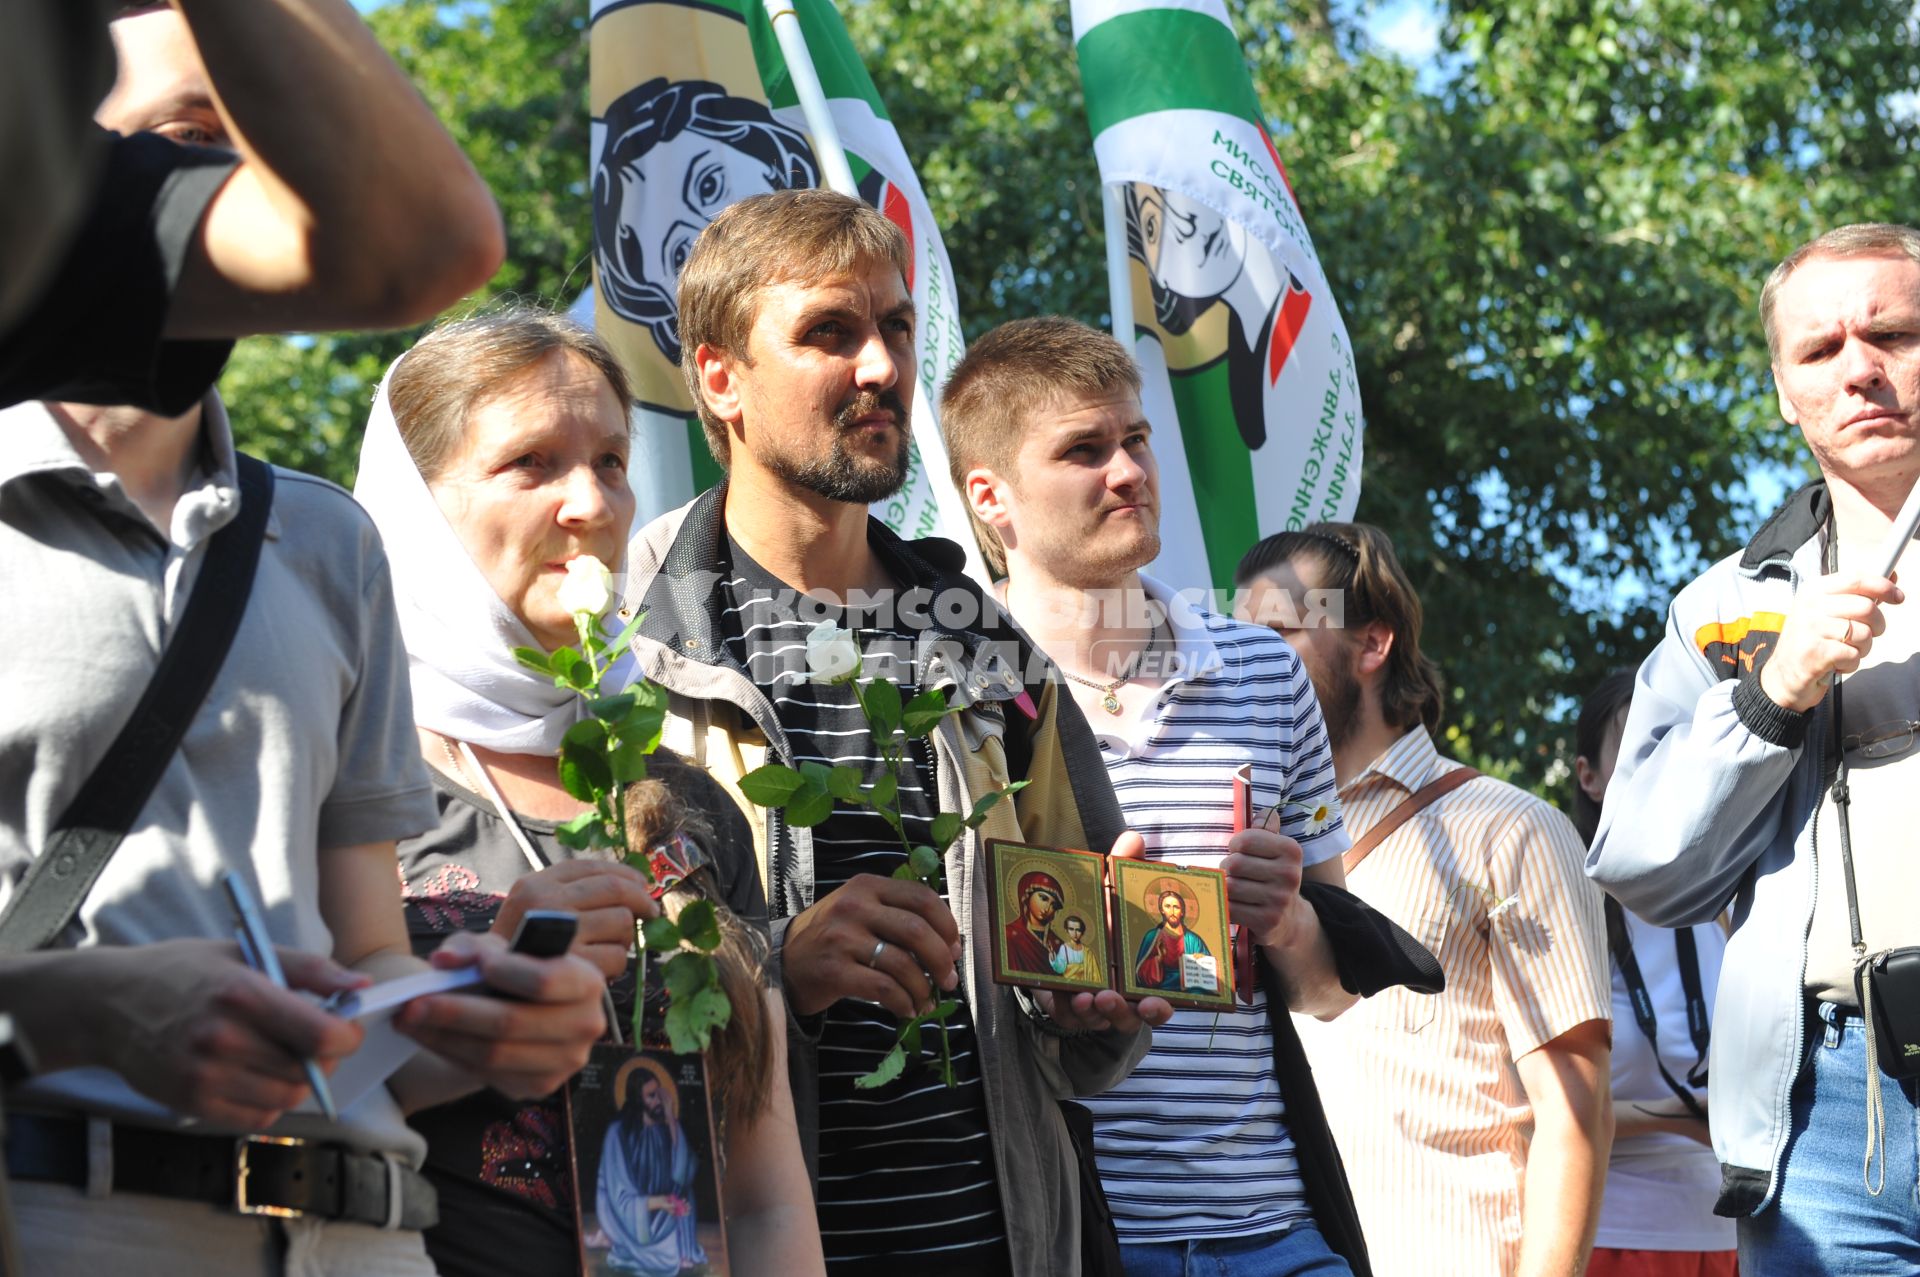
[1059, 623, 1167, 716]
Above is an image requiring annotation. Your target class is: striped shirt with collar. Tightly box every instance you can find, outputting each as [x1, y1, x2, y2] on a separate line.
[1293, 726, 1610, 1277]
[1077, 576, 1349, 1243]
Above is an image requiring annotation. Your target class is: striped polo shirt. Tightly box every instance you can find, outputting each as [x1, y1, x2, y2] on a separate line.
[1293, 726, 1611, 1277]
[1078, 577, 1349, 1243]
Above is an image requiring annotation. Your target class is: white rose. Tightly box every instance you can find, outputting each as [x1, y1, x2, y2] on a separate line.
[805, 620, 861, 684]
[557, 555, 613, 619]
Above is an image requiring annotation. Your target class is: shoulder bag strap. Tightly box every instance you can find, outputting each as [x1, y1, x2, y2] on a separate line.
[0, 455, 275, 954]
[1341, 766, 1480, 875]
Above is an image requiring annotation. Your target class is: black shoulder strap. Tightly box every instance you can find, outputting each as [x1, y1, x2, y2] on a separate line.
[1605, 894, 1709, 1121]
[0, 455, 275, 954]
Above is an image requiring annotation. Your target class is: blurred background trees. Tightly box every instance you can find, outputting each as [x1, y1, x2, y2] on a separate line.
[230, 0, 1920, 791]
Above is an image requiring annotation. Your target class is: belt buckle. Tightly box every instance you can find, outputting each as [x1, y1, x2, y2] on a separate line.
[234, 1134, 307, 1218]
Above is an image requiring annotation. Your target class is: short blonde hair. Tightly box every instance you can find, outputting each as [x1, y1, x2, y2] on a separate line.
[1760, 223, 1920, 362]
[676, 189, 909, 468]
[939, 317, 1142, 576]
[388, 306, 631, 482]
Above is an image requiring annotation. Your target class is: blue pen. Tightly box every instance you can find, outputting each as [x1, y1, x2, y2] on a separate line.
[219, 871, 339, 1123]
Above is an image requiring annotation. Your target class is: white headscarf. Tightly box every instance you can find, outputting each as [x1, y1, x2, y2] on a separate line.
[354, 359, 620, 756]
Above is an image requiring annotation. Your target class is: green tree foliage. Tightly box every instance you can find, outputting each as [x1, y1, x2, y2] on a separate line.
[217, 0, 591, 486]
[227, 0, 1920, 790]
[851, 0, 1920, 788]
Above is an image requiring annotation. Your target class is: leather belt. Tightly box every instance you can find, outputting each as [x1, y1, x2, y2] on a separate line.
[4, 1112, 438, 1230]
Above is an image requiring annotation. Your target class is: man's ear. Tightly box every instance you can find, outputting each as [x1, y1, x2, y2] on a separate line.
[1354, 620, 1395, 677]
[1773, 366, 1800, 426]
[965, 467, 1015, 535]
[693, 342, 745, 427]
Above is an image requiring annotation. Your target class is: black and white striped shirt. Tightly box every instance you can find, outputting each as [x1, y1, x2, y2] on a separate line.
[722, 540, 1009, 1276]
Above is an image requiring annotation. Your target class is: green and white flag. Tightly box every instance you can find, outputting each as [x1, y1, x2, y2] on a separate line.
[1074, 0, 1364, 590]
[589, 0, 968, 545]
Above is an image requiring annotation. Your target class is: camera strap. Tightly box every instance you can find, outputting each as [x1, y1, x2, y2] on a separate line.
[1822, 523, 1869, 964]
[1604, 895, 1709, 1122]
[1820, 521, 1898, 1195]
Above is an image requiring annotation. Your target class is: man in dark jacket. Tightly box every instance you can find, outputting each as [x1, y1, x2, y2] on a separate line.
[623, 191, 1169, 1277]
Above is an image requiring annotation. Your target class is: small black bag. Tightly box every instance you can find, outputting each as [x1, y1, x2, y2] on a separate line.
[1855, 948, 1920, 1080]
[1058, 1100, 1125, 1277]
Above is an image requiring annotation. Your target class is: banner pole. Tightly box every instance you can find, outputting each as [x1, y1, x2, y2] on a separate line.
[763, 2, 859, 196]
[1102, 183, 1135, 348]
[761, 0, 992, 584]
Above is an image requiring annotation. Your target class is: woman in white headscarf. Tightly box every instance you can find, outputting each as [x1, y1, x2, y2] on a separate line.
[355, 307, 822, 1277]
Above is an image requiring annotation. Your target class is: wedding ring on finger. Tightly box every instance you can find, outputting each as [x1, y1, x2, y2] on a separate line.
[865, 938, 888, 969]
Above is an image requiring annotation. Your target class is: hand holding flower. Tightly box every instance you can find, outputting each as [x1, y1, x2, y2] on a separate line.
[741, 624, 1027, 1088]
[512, 553, 733, 1054]
[1221, 824, 1308, 949]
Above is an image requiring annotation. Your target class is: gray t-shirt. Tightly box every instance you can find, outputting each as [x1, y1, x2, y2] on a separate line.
[0, 394, 437, 1159]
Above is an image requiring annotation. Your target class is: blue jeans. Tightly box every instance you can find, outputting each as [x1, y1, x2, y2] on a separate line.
[1740, 1001, 1920, 1275]
[1120, 1222, 1351, 1277]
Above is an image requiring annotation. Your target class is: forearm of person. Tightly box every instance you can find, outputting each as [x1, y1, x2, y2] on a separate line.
[316, 838, 481, 1113]
[1057, 1022, 1152, 1095]
[167, 0, 504, 335]
[721, 990, 827, 1276]
[1515, 1020, 1613, 1277]
[0, 948, 133, 1073]
[1265, 858, 1356, 1019]
[337, 934, 496, 1116]
[386, 1049, 483, 1115]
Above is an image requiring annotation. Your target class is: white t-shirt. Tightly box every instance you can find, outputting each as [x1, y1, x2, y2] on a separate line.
[1595, 908, 1736, 1252]
[1806, 536, 1920, 1005]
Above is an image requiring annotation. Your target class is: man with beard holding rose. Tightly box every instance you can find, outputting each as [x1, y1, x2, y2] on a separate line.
[615, 190, 1168, 1277]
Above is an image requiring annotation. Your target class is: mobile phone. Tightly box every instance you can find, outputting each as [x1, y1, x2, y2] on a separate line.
[507, 909, 579, 959]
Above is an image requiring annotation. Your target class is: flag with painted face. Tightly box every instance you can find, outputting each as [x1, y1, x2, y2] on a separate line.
[590, 0, 969, 546]
[1072, 0, 1364, 591]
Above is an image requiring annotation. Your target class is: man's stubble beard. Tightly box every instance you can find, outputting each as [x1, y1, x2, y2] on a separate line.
[764, 388, 913, 506]
[1034, 504, 1162, 590]
[1308, 638, 1364, 751]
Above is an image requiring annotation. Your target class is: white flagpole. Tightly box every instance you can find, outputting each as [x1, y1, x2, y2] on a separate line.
[763, 2, 858, 196]
[760, 1, 992, 585]
[1103, 183, 1135, 346]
